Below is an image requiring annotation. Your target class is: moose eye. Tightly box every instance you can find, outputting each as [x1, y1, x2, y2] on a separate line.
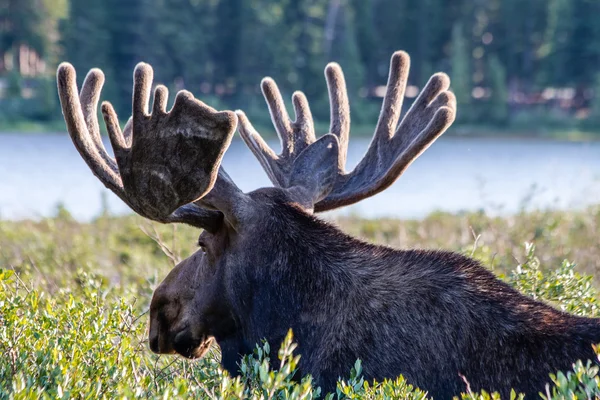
[197, 237, 207, 253]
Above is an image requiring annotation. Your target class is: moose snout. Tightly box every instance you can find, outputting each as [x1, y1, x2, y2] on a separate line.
[148, 315, 178, 355]
[149, 334, 160, 353]
[148, 327, 173, 354]
[148, 324, 209, 359]
[148, 327, 180, 355]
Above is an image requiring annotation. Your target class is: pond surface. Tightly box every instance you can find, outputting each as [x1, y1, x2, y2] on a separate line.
[0, 132, 599, 220]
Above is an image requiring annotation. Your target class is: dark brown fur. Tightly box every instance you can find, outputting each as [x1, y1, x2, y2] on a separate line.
[149, 189, 600, 399]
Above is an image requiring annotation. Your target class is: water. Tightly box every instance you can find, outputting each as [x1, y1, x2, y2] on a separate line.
[0, 132, 599, 220]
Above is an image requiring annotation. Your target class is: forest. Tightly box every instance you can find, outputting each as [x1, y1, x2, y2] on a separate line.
[2, 0, 600, 134]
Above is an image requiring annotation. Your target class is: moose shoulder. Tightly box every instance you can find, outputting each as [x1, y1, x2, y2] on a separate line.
[57, 51, 600, 399]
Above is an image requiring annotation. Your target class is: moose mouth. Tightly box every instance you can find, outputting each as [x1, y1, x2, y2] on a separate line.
[173, 332, 215, 359]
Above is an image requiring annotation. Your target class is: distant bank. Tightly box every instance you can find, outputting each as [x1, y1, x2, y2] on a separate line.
[2, 120, 600, 142]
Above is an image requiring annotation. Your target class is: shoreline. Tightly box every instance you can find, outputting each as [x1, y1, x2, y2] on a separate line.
[2, 123, 600, 142]
[2, 203, 598, 224]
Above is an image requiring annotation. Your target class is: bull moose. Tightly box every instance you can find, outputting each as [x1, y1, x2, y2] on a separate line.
[56, 50, 600, 399]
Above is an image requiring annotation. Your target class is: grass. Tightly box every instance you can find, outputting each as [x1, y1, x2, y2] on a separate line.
[1, 206, 600, 398]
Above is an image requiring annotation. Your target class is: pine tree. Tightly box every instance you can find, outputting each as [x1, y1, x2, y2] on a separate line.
[62, 0, 114, 97]
[327, 1, 366, 123]
[451, 22, 471, 123]
[139, 0, 214, 91]
[349, 0, 376, 86]
[487, 55, 508, 125]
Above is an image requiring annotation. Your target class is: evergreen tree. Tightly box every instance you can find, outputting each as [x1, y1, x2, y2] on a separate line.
[2, 0, 600, 130]
[327, 1, 366, 123]
[540, 0, 574, 86]
[104, 0, 145, 114]
[212, 0, 244, 88]
[139, 0, 214, 91]
[487, 55, 508, 125]
[62, 0, 115, 98]
[450, 22, 471, 122]
[349, 0, 376, 86]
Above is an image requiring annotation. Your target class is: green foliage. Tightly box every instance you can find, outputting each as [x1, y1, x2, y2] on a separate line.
[487, 55, 508, 125]
[459, 389, 524, 400]
[451, 22, 472, 123]
[541, 360, 600, 400]
[508, 243, 600, 317]
[2, 207, 600, 398]
[330, 360, 428, 399]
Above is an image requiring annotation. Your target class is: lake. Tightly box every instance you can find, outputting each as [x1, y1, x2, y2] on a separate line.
[0, 132, 599, 221]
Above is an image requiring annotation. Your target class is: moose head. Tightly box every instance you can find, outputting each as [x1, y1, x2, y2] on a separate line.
[58, 51, 600, 398]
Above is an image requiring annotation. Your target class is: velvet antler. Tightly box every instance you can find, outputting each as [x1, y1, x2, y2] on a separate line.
[57, 63, 237, 231]
[237, 51, 456, 212]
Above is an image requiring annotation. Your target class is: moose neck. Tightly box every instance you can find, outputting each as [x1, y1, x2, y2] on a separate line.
[225, 197, 390, 356]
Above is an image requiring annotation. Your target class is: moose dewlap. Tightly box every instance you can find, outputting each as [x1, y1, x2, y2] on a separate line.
[57, 51, 600, 399]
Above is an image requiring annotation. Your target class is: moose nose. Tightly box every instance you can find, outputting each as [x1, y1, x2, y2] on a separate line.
[149, 334, 160, 353]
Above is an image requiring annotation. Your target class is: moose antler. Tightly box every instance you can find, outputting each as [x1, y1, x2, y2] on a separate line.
[237, 51, 456, 212]
[57, 63, 237, 231]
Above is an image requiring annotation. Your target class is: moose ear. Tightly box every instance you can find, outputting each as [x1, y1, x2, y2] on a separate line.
[287, 134, 339, 210]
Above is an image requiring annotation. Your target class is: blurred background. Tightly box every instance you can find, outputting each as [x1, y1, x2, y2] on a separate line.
[0, 0, 599, 220]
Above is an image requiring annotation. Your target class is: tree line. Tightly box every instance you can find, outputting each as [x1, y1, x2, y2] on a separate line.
[1, 0, 600, 132]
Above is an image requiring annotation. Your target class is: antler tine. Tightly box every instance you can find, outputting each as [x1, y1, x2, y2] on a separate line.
[236, 111, 279, 183]
[291, 90, 316, 147]
[373, 51, 411, 142]
[324, 63, 350, 170]
[261, 78, 294, 157]
[78, 68, 121, 174]
[57, 63, 125, 198]
[153, 85, 169, 116]
[314, 52, 456, 212]
[133, 63, 153, 126]
[101, 100, 127, 164]
[100, 63, 155, 169]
